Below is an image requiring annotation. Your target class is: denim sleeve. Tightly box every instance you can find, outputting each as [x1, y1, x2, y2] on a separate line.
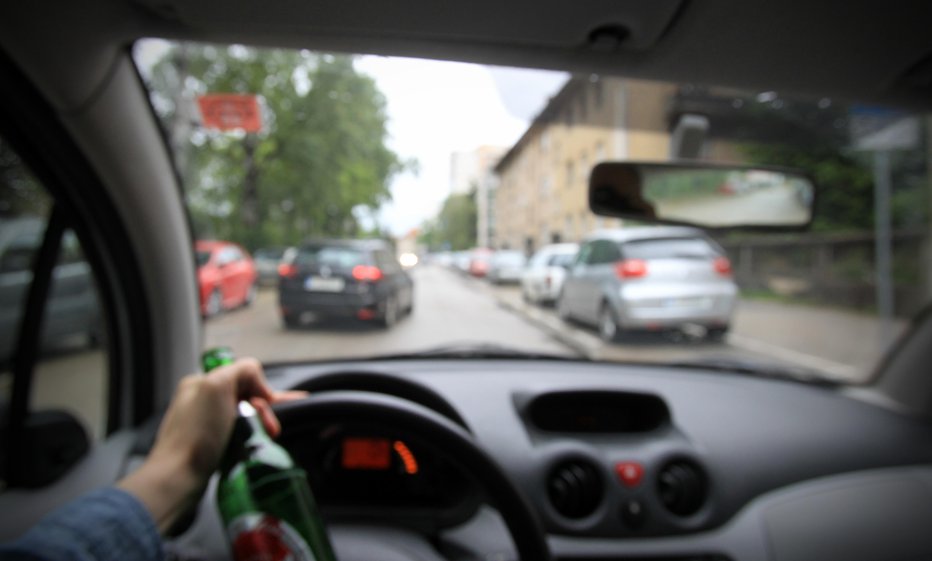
[0, 487, 163, 561]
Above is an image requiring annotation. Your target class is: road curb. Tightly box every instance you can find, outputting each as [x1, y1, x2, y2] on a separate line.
[494, 295, 600, 359]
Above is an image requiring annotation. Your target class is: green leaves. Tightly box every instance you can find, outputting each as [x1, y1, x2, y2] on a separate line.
[147, 44, 405, 249]
[420, 192, 478, 251]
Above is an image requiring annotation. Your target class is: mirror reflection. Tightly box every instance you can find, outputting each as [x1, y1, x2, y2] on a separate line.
[589, 163, 814, 229]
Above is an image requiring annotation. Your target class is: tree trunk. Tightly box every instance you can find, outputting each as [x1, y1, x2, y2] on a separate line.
[240, 134, 260, 249]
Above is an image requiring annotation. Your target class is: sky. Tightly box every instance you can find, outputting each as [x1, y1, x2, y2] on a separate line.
[355, 56, 567, 236]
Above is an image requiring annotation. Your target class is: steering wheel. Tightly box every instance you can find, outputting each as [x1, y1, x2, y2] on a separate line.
[273, 391, 552, 561]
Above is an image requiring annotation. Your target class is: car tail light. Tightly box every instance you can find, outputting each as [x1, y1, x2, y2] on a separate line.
[353, 265, 384, 282]
[616, 259, 648, 279]
[278, 263, 298, 278]
[713, 257, 733, 277]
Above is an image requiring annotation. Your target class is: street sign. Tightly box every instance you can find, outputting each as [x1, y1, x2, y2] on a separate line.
[197, 94, 262, 132]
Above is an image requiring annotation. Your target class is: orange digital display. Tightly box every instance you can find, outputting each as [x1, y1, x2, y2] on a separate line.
[341, 437, 392, 470]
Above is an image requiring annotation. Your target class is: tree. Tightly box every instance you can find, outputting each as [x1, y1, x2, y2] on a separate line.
[147, 45, 408, 249]
[420, 191, 478, 251]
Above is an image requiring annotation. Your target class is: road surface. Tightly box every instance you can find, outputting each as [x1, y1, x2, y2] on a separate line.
[205, 265, 576, 361]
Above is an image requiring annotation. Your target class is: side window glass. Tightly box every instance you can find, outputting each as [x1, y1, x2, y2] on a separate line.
[589, 241, 608, 265]
[604, 243, 621, 263]
[0, 137, 110, 451]
[576, 243, 593, 265]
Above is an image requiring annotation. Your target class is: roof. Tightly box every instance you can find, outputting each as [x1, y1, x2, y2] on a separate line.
[583, 226, 705, 243]
[493, 77, 585, 174]
[299, 238, 391, 250]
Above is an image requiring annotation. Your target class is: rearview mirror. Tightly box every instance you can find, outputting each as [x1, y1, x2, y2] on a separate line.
[589, 162, 815, 230]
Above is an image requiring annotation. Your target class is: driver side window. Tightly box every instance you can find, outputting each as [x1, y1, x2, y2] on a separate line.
[0, 136, 111, 489]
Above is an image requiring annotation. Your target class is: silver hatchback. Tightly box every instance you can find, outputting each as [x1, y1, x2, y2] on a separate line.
[557, 227, 738, 341]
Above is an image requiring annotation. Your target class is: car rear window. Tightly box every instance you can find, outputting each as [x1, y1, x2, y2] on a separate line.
[255, 248, 284, 260]
[621, 238, 720, 260]
[296, 246, 367, 268]
[549, 253, 575, 267]
[495, 252, 525, 265]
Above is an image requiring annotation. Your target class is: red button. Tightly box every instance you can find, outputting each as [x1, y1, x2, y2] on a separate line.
[615, 462, 644, 488]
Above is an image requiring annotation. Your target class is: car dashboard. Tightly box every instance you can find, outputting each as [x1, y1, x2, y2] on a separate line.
[167, 358, 932, 561]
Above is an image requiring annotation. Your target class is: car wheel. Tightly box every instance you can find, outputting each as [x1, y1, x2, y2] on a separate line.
[557, 291, 572, 321]
[599, 304, 620, 343]
[243, 282, 258, 307]
[380, 295, 398, 328]
[404, 292, 414, 316]
[205, 288, 223, 318]
[282, 313, 301, 330]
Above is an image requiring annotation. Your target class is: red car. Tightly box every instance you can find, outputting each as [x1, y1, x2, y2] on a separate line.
[196, 240, 259, 317]
[468, 248, 493, 277]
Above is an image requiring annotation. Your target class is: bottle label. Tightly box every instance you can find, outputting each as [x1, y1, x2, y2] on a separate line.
[228, 513, 316, 561]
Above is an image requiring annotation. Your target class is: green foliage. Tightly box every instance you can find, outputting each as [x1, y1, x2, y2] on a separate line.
[0, 139, 49, 217]
[740, 142, 874, 231]
[419, 192, 478, 251]
[732, 98, 929, 232]
[147, 45, 407, 250]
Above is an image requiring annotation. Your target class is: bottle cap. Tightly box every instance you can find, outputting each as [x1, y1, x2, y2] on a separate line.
[238, 401, 258, 417]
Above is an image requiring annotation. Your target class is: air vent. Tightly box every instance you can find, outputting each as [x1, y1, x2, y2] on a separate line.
[547, 460, 603, 519]
[657, 460, 707, 516]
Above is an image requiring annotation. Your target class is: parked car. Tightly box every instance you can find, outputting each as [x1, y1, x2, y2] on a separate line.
[487, 250, 527, 284]
[468, 248, 493, 277]
[195, 240, 258, 317]
[558, 227, 737, 341]
[521, 243, 579, 305]
[452, 251, 472, 273]
[0, 219, 100, 362]
[278, 239, 413, 328]
[253, 247, 289, 286]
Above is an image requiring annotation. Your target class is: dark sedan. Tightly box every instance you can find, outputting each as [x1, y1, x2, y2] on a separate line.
[278, 239, 413, 328]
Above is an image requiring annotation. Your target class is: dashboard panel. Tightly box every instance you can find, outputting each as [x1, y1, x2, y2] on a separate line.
[161, 357, 932, 560]
[266, 359, 932, 533]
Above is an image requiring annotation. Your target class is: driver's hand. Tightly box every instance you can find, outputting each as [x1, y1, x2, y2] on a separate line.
[118, 358, 307, 533]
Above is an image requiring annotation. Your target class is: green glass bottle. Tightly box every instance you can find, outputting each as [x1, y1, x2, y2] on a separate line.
[203, 348, 337, 561]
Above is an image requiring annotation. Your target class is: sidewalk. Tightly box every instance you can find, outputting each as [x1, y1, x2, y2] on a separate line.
[484, 282, 904, 383]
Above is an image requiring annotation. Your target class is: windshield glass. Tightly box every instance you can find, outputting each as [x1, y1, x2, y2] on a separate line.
[196, 250, 212, 267]
[295, 246, 367, 269]
[134, 40, 931, 384]
[622, 238, 721, 260]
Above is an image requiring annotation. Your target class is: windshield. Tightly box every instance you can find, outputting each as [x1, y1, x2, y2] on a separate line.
[622, 238, 721, 260]
[134, 40, 931, 384]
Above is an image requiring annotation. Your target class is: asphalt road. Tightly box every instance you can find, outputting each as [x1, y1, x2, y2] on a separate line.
[204, 265, 576, 362]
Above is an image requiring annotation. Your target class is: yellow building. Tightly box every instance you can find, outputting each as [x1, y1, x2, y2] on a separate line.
[494, 76, 677, 253]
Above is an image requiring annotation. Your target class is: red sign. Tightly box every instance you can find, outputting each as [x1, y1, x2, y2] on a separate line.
[197, 94, 262, 132]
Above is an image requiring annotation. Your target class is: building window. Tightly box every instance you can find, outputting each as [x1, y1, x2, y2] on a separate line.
[579, 151, 588, 181]
[595, 141, 606, 163]
[566, 162, 574, 189]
